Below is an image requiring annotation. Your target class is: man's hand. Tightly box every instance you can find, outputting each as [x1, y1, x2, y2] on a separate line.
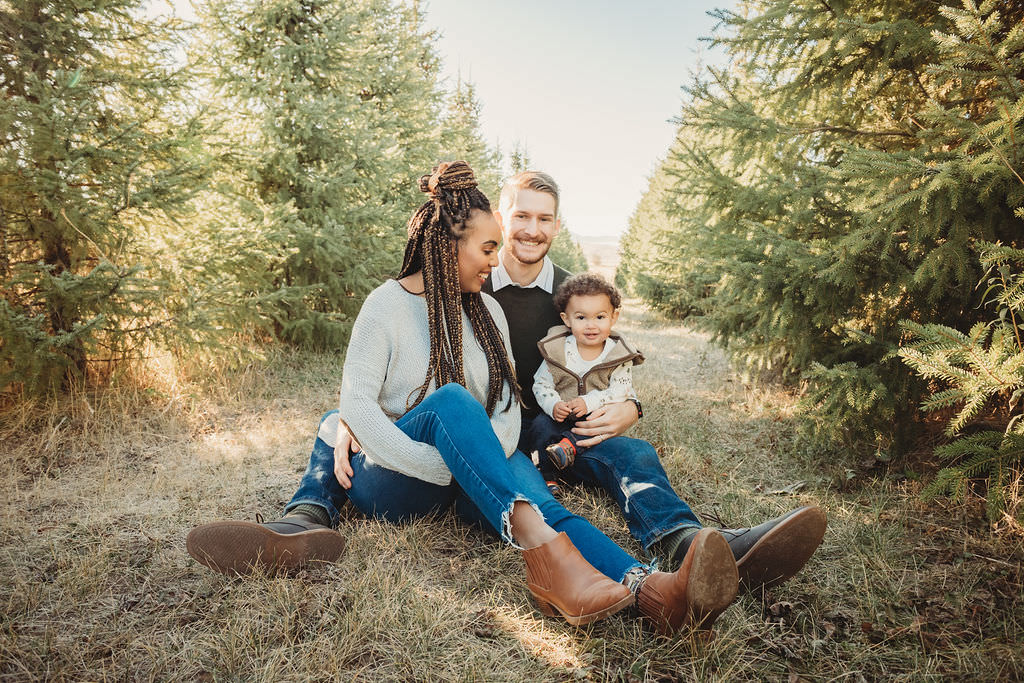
[334, 425, 360, 490]
[571, 400, 639, 447]
[552, 400, 573, 421]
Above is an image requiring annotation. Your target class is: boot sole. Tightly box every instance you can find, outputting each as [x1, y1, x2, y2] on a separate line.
[186, 521, 346, 576]
[638, 529, 738, 634]
[735, 506, 827, 591]
[532, 591, 635, 626]
[685, 529, 739, 629]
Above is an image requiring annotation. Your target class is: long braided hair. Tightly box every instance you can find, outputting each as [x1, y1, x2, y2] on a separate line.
[399, 161, 522, 416]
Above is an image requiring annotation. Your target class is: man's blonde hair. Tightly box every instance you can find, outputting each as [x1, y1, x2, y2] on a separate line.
[499, 170, 560, 217]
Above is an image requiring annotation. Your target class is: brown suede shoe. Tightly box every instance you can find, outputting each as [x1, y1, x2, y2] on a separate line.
[637, 528, 738, 634]
[522, 532, 635, 626]
[186, 515, 346, 576]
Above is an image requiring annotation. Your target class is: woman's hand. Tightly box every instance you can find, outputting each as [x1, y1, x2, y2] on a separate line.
[571, 401, 639, 447]
[334, 426, 360, 490]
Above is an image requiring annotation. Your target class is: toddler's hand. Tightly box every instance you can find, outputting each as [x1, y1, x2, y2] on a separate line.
[552, 401, 572, 421]
[568, 397, 588, 416]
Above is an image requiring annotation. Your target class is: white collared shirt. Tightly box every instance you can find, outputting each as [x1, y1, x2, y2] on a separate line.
[490, 253, 554, 293]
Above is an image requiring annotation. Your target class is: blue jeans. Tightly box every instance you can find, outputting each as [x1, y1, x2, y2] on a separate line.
[521, 412, 585, 455]
[520, 414, 703, 552]
[286, 384, 645, 582]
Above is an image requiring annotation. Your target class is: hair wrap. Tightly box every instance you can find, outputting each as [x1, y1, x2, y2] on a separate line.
[419, 161, 478, 199]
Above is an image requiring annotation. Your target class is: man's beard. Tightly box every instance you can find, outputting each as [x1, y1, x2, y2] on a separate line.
[508, 239, 550, 265]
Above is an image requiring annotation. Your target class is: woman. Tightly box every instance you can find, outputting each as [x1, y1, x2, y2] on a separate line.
[190, 162, 738, 632]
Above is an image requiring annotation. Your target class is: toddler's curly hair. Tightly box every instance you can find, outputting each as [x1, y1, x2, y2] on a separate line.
[553, 272, 622, 313]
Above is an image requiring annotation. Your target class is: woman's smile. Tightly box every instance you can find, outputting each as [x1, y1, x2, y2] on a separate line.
[457, 210, 502, 293]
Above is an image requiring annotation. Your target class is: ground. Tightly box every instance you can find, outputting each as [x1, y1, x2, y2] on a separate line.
[1, 302, 1022, 681]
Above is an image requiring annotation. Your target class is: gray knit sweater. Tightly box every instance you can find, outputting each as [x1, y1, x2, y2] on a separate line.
[317, 278, 520, 486]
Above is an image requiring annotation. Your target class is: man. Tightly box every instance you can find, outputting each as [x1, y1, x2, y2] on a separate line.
[481, 171, 825, 588]
[187, 170, 825, 598]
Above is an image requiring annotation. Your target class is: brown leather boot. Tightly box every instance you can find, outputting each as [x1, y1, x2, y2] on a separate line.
[522, 532, 634, 626]
[637, 528, 737, 634]
[186, 514, 346, 576]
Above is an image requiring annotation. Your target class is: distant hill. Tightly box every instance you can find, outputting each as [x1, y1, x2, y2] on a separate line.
[574, 234, 621, 280]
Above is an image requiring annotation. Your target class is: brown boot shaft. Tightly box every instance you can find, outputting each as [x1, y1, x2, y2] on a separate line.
[522, 532, 634, 626]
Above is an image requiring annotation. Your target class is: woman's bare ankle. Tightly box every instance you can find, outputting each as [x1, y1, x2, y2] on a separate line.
[510, 501, 558, 548]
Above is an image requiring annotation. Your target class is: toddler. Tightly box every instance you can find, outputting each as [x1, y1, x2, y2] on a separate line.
[530, 272, 644, 472]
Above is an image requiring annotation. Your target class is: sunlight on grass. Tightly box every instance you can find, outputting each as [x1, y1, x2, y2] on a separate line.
[496, 610, 591, 670]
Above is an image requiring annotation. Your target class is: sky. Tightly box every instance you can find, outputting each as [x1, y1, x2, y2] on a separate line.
[163, 0, 732, 239]
[422, 0, 731, 238]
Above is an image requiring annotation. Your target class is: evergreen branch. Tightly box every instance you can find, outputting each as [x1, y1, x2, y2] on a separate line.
[997, 266, 1024, 352]
[961, 334, 1018, 389]
[795, 124, 915, 138]
[921, 388, 972, 413]
[950, 392, 993, 434]
[922, 467, 966, 502]
[908, 67, 931, 102]
[974, 123, 1024, 189]
[59, 209, 117, 267]
[934, 431, 1001, 462]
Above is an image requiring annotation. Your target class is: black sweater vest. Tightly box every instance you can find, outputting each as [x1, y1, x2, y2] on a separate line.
[483, 264, 572, 416]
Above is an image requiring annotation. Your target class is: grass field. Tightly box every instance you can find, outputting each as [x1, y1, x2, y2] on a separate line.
[2, 302, 1022, 681]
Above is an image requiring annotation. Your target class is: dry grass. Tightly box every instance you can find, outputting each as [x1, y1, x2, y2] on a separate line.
[2, 302, 1022, 681]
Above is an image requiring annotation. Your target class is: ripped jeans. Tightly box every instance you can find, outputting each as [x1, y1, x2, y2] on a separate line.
[285, 384, 644, 582]
[520, 414, 703, 553]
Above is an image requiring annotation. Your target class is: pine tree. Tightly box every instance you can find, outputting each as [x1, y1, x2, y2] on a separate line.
[624, 0, 1024, 457]
[0, 0, 208, 392]
[899, 242, 1024, 520]
[439, 77, 502, 200]
[197, 0, 445, 349]
[508, 140, 531, 176]
[548, 222, 589, 274]
[617, 158, 710, 315]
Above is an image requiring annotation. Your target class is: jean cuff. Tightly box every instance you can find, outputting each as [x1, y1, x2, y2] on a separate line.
[500, 495, 544, 550]
[618, 560, 652, 584]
